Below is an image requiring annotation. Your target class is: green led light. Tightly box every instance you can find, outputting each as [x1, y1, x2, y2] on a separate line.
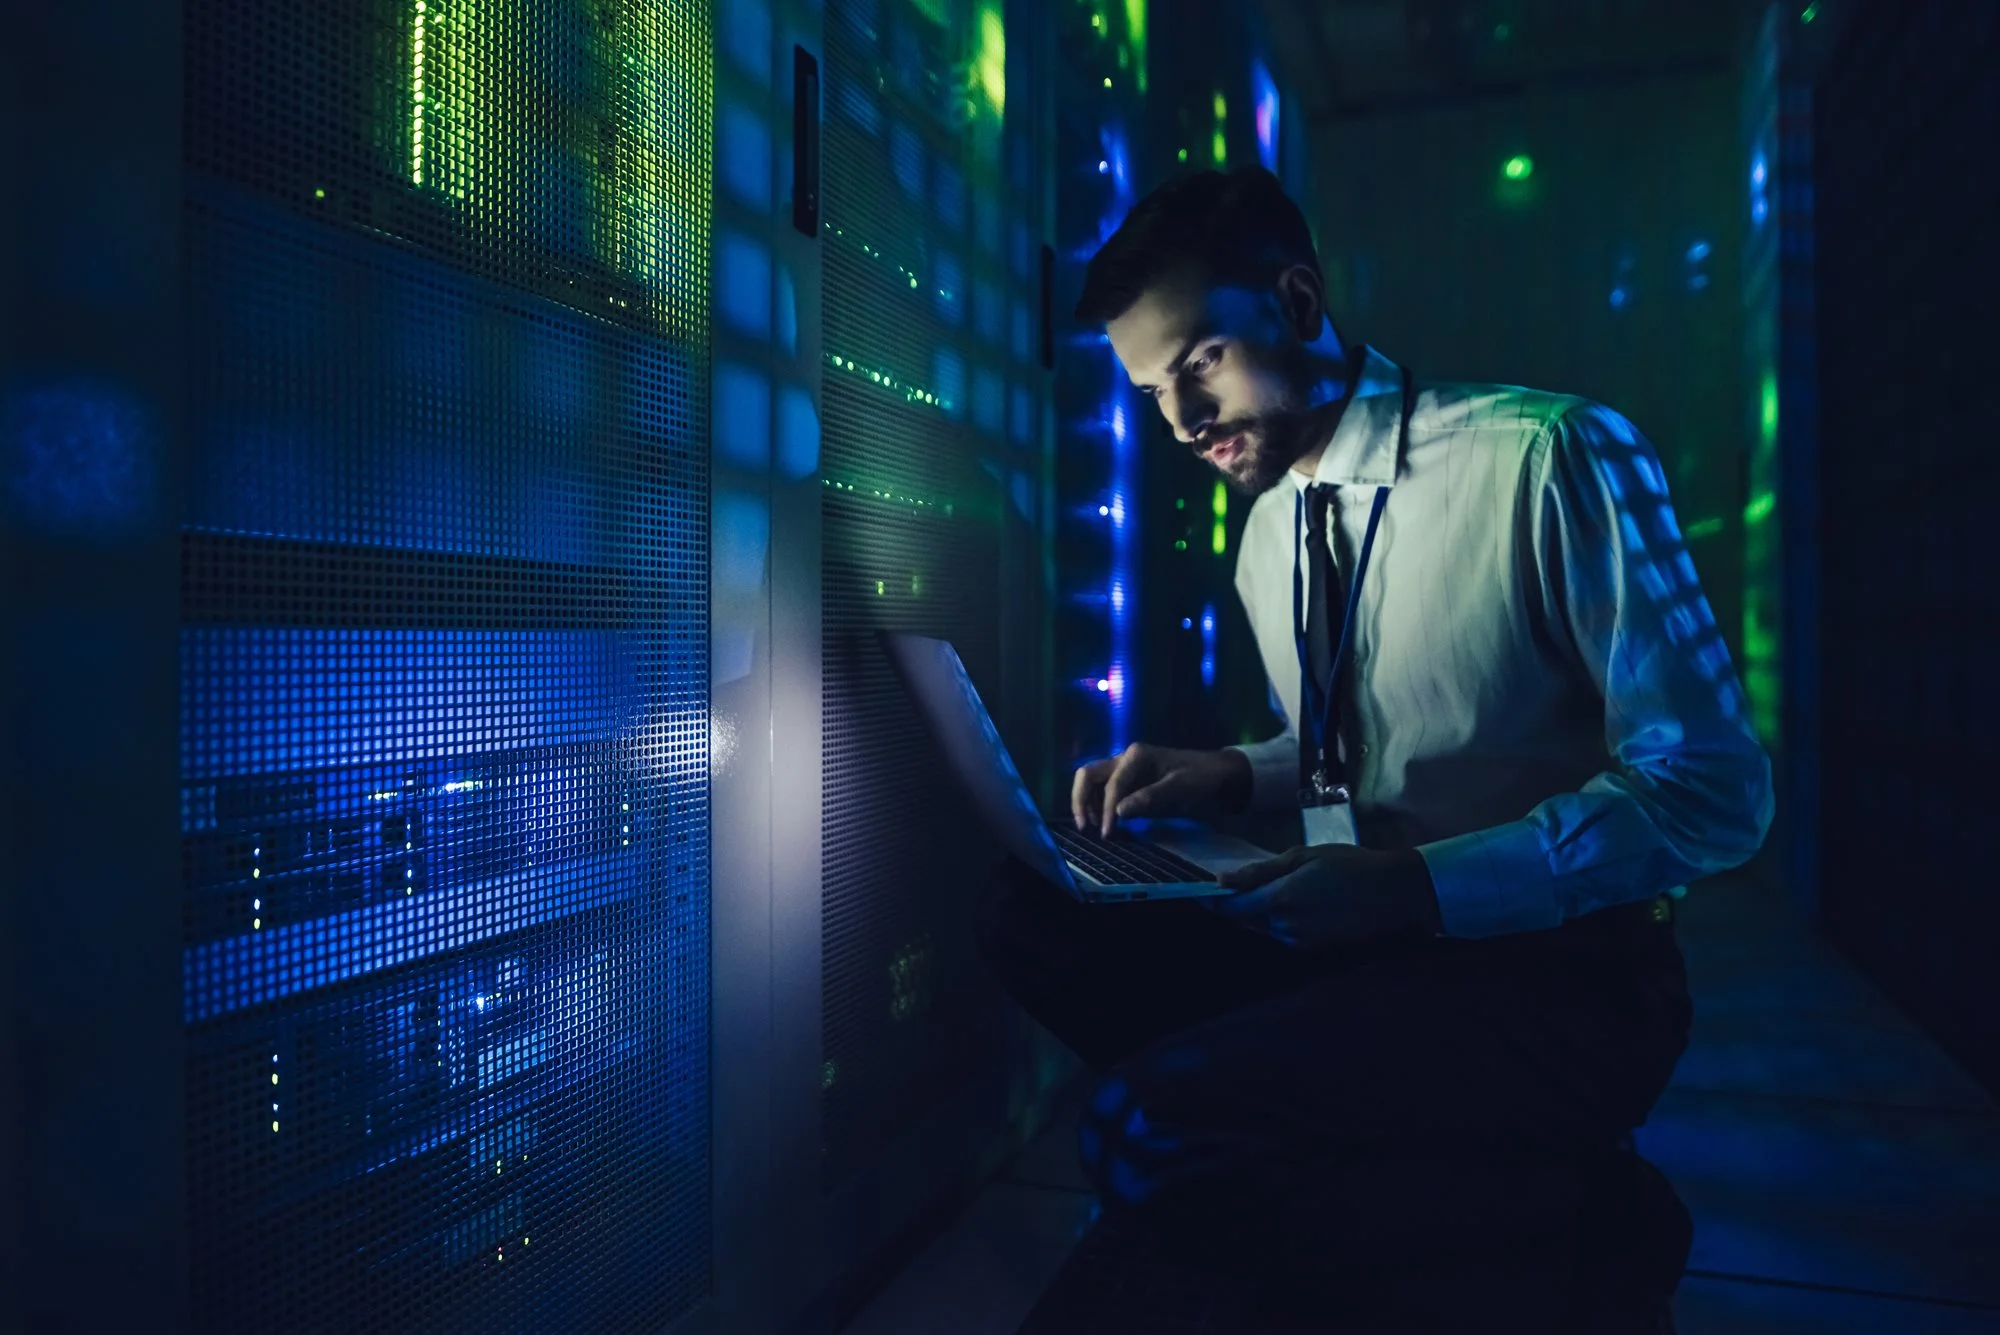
[1211, 521, 1226, 555]
[1175, 497, 1185, 510]
[1744, 492, 1776, 524]
[1504, 155, 1534, 181]
[1174, 539, 1187, 551]
[1211, 480, 1227, 519]
[1800, 2, 1818, 22]
[822, 475, 956, 516]
[1177, 148, 1187, 162]
[1126, 0, 1148, 92]
[410, 0, 427, 185]
[1683, 516, 1725, 540]
[1103, 76, 1113, 89]
[399, 0, 710, 333]
[976, 5, 1006, 116]
[1760, 370, 1779, 444]
[826, 350, 954, 414]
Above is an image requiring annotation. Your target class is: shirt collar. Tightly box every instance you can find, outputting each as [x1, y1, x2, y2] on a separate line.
[1290, 345, 1408, 492]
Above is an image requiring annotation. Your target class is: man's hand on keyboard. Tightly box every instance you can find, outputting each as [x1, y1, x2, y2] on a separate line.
[1208, 845, 1443, 949]
[1070, 744, 1254, 838]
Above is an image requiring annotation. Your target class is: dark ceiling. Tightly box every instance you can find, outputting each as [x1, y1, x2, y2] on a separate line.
[1250, 0, 1768, 121]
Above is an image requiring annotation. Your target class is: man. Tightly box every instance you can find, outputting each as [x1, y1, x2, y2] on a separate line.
[978, 168, 1771, 1332]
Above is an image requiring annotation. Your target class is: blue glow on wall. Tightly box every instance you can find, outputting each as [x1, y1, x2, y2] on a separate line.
[934, 160, 967, 229]
[890, 121, 925, 197]
[715, 362, 772, 469]
[718, 229, 773, 339]
[721, 0, 772, 88]
[933, 347, 966, 419]
[935, 251, 966, 324]
[5, 377, 155, 534]
[721, 101, 774, 211]
[973, 368, 1004, 435]
[775, 383, 819, 479]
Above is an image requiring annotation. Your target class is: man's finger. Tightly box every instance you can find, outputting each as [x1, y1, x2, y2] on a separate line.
[1209, 879, 1279, 918]
[1112, 768, 1179, 821]
[1072, 755, 1120, 827]
[1217, 847, 1311, 891]
[1097, 750, 1149, 836]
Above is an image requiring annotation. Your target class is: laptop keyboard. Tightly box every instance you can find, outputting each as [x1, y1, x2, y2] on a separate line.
[1050, 824, 1216, 886]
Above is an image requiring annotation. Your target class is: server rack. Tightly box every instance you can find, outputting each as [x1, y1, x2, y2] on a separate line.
[176, 1, 716, 1329]
[1813, 0, 1999, 1094]
[7, 1, 1071, 1330]
[810, 0, 1073, 1318]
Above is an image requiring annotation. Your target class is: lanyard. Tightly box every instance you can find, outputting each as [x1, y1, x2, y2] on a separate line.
[1290, 365, 1414, 806]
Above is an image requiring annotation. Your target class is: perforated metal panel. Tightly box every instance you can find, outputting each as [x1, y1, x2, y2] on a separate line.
[181, 1, 712, 1330]
[819, 0, 1052, 1185]
[1815, 0, 2000, 1091]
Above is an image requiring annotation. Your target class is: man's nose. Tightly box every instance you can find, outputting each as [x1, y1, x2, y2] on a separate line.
[1163, 388, 1216, 446]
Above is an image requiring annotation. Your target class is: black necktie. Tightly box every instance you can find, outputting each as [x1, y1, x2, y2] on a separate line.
[1304, 484, 1341, 703]
[1302, 484, 1342, 788]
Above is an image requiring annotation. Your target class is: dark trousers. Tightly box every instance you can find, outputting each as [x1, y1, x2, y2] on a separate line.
[977, 857, 1694, 1326]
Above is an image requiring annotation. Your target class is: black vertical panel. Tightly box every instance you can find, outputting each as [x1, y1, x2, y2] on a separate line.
[4, 2, 189, 1327]
[819, 0, 1052, 1186]
[179, 1, 713, 1330]
[1815, 0, 2000, 1093]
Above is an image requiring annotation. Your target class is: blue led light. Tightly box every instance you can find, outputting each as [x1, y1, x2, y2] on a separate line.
[1200, 604, 1217, 690]
[1252, 61, 1280, 173]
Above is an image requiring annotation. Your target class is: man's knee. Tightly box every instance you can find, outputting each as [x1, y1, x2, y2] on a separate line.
[1078, 1050, 1218, 1207]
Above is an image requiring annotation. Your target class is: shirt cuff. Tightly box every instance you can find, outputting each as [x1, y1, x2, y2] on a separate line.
[1225, 740, 1298, 813]
[1417, 820, 1563, 939]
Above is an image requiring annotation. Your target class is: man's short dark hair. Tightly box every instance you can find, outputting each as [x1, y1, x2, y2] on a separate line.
[1074, 167, 1322, 326]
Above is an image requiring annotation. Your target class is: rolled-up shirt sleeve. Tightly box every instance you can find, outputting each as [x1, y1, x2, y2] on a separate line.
[1227, 726, 1299, 812]
[1418, 404, 1775, 938]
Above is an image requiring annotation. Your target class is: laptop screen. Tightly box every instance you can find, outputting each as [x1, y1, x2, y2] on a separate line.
[878, 632, 1075, 891]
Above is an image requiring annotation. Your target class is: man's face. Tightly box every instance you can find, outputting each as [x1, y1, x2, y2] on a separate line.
[1105, 266, 1318, 496]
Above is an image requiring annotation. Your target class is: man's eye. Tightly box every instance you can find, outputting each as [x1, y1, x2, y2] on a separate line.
[1189, 348, 1219, 373]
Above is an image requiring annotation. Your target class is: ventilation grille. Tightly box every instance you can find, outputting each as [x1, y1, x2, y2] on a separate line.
[181, 0, 711, 1329]
[819, 0, 1050, 1186]
[1815, 1, 1999, 1086]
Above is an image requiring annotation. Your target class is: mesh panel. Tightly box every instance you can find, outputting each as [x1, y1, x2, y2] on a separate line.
[1815, 1, 2000, 1087]
[181, 0, 711, 1330]
[820, 0, 1048, 1185]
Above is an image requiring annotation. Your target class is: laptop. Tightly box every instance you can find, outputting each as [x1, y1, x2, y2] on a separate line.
[880, 631, 1274, 903]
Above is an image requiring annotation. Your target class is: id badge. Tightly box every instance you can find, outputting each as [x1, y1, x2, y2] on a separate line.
[1301, 797, 1359, 846]
[1298, 771, 1359, 846]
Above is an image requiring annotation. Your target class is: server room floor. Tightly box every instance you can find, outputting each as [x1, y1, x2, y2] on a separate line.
[839, 868, 2000, 1335]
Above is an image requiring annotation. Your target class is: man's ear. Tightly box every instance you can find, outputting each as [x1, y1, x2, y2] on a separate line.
[1274, 264, 1324, 341]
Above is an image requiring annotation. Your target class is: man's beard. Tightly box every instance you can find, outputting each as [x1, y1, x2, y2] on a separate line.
[1211, 410, 1315, 496]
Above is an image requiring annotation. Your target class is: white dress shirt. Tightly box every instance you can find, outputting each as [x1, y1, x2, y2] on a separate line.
[1227, 346, 1774, 938]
